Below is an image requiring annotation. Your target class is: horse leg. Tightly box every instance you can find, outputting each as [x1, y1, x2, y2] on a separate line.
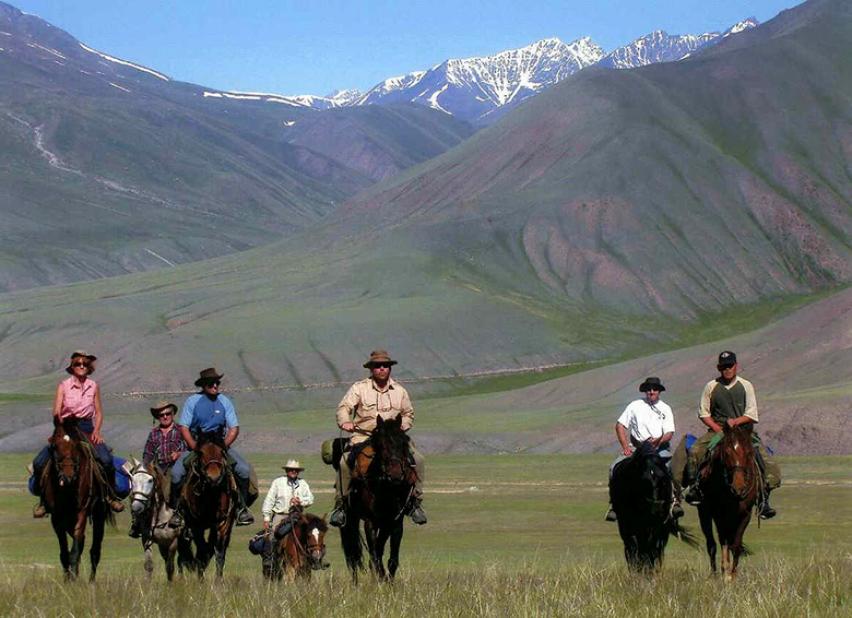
[698, 506, 717, 574]
[387, 521, 403, 581]
[89, 510, 104, 582]
[144, 541, 154, 578]
[729, 512, 752, 579]
[192, 527, 210, 578]
[363, 521, 385, 579]
[372, 526, 392, 581]
[70, 509, 88, 580]
[52, 516, 72, 579]
[159, 538, 175, 581]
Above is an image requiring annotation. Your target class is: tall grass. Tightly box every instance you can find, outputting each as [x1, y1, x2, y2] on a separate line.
[0, 554, 847, 617]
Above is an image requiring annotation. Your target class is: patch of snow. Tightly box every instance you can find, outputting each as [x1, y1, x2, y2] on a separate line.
[0, 31, 12, 36]
[427, 83, 450, 114]
[109, 82, 131, 93]
[144, 248, 176, 267]
[283, 120, 296, 127]
[79, 42, 170, 81]
[27, 42, 66, 59]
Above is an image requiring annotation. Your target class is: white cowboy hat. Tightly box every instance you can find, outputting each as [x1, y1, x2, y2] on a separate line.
[282, 459, 304, 471]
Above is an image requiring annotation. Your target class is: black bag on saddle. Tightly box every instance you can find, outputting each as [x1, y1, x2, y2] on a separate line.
[248, 530, 270, 555]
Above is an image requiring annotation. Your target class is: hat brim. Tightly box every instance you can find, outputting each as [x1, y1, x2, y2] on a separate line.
[194, 374, 224, 387]
[363, 360, 398, 369]
[150, 404, 178, 418]
[639, 384, 666, 392]
[282, 466, 305, 471]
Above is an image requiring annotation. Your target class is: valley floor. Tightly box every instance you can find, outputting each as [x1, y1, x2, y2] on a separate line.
[0, 454, 848, 616]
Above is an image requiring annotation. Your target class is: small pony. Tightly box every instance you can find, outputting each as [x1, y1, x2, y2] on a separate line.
[268, 507, 328, 580]
[127, 458, 193, 580]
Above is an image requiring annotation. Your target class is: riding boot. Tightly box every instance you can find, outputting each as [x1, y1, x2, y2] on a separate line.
[604, 505, 617, 522]
[33, 500, 48, 518]
[99, 458, 125, 513]
[29, 462, 48, 518]
[235, 477, 255, 526]
[167, 481, 184, 528]
[329, 495, 347, 528]
[408, 496, 427, 525]
[758, 489, 777, 520]
[671, 487, 685, 519]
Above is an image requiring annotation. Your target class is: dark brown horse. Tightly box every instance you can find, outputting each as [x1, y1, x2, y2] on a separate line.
[340, 415, 417, 582]
[41, 419, 114, 581]
[697, 424, 760, 580]
[270, 508, 328, 580]
[181, 433, 235, 578]
[610, 442, 697, 572]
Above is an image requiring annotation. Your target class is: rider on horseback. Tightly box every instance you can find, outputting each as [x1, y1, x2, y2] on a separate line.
[677, 351, 780, 519]
[329, 350, 427, 527]
[31, 351, 125, 518]
[605, 377, 684, 522]
[260, 459, 314, 577]
[128, 400, 186, 538]
[167, 368, 256, 527]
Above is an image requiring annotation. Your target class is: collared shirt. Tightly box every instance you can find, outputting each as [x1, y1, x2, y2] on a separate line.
[336, 377, 414, 444]
[617, 398, 675, 444]
[142, 425, 187, 470]
[178, 393, 239, 438]
[699, 376, 758, 423]
[261, 477, 314, 523]
[58, 376, 97, 420]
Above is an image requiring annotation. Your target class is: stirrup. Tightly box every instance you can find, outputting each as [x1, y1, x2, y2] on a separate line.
[409, 504, 427, 525]
[33, 502, 48, 519]
[671, 502, 685, 519]
[109, 499, 125, 513]
[684, 485, 703, 506]
[236, 508, 254, 526]
[758, 500, 776, 520]
[604, 508, 617, 522]
[329, 507, 346, 528]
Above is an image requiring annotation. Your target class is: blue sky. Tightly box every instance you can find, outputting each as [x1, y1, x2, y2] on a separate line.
[12, 0, 798, 96]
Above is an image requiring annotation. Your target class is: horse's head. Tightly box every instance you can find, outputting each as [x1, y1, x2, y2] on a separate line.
[372, 415, 411, 484]
[195, 433, 227, 486]
[50, 419, 84, 486]
[719, 423, 757, 499]
[127, 458, 156, 516]
[299, 513, 328, 570]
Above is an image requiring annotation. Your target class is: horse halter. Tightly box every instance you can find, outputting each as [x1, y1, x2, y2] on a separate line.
[721, 437, 759, 500]
[53, 437, 81, 486]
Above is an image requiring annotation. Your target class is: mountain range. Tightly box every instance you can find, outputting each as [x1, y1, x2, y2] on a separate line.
[0, 0, 847, 396]
[263, 18, 759, 124]
[0, 1, 473, 291]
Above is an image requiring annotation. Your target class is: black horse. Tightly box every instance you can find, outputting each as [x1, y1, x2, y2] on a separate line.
[610, 442, 696, 572]
[340, 415, 417, 582]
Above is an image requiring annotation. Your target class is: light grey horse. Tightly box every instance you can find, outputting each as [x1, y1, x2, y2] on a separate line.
[127, 458, 193, 580]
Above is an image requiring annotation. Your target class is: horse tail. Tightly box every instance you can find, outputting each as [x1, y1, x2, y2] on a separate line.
[669, 519, 700, 549]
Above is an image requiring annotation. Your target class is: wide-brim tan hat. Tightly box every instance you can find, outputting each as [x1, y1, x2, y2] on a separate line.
[65, 350, 97, 374]
[363, 349, 398, 368]
[282, 459, 305, 471]
[194, 367, 224, 387]
[149, 400, 178, 419]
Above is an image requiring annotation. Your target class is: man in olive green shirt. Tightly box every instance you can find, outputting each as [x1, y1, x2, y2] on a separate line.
[330, 349, 427, 527]
[675, 351, 780, 519]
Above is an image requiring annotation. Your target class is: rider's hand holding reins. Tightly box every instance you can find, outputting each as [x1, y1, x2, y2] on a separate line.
[340, 422, 355, 433]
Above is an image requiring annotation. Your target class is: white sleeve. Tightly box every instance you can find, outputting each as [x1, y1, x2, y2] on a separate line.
[262, 479, 279, 522]
[616, 402, 633, 428]
[662, 403, 675, 434]
[299, 481, 314, 508]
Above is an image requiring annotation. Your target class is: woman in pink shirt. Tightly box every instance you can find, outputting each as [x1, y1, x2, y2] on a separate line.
[31, 351, 125, 517]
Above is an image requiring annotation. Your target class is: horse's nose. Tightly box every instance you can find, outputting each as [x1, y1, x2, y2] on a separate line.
[131, 500, 146, 514]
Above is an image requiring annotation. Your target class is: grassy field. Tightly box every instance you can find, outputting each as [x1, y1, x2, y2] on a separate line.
[0, 454, 848, 616]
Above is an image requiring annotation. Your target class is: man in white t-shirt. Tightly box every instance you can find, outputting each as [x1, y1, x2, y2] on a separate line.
[605, 377, 684, 522]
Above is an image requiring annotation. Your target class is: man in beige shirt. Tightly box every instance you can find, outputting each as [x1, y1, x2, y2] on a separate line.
[330, 349, 427, 527]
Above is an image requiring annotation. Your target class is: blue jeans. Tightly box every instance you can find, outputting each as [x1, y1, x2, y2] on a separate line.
[171, 447, 251, 485]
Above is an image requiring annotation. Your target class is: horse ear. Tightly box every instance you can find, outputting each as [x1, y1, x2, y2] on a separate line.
[376, 416, 384, 428]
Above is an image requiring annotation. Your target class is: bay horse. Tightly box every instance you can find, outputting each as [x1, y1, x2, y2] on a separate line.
[181, 433, 236, 578]
[41, 418, 114, 581]
[697, 423, 760, 580]
[127, 459, 194, 580]
[340, 415, 417, 582]
[610, 442, 697, 572]
[270, 507, 328, 580]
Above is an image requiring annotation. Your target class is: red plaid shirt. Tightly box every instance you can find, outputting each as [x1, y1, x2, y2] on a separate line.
[143, 426, 186, 470]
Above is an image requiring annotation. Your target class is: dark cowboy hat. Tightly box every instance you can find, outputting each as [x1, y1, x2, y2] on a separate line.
[65, 350, 97, 374]
[194, 367, 224, 387]
[149, 400, 178, 419]
[639, 377, 666, 392]
[363, 349, 398, 369]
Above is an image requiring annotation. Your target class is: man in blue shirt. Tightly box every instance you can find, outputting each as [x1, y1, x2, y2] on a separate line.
[168, 368, 256, 526]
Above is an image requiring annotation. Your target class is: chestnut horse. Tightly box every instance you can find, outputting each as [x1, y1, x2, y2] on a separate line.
[697, 424, 760, 580]
[340, 415, 417, 582]
[127, 459, 194, 580]
[270, 508, 328, 580]
[610, 442, 697, 572]
[41, 419, 114, 581]
[181, 433, 236, 578]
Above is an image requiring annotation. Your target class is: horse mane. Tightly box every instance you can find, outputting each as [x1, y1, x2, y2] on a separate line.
[372, 416, 410, 451]
[196, 432, 226, 450]
[300, 512, 328, 533]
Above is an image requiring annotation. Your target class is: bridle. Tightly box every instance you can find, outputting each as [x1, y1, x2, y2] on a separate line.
[719, 435, 760, 500]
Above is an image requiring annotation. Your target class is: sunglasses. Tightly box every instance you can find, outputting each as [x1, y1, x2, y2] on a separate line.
[158, 411, 173, 418]
[372, 363, 392, 369]
[71, 362, 90, 369]
[203, 381, 221, 388]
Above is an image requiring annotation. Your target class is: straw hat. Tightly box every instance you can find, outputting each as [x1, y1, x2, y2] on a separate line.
[65, 350, 97, 375]
[282, 459, 305, 471]
[149, 400, 178, 419]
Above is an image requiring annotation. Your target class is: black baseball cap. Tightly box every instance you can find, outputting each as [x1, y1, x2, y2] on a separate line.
[717, 351, 737, 367]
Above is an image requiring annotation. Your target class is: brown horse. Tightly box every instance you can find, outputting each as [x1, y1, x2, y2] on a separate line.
[181, 433, 236, 578]
[697, 424, 760, 580]
[269, 508, 328, 580]
[41, 419, 114, 581]
[340, 415, 417, 582]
